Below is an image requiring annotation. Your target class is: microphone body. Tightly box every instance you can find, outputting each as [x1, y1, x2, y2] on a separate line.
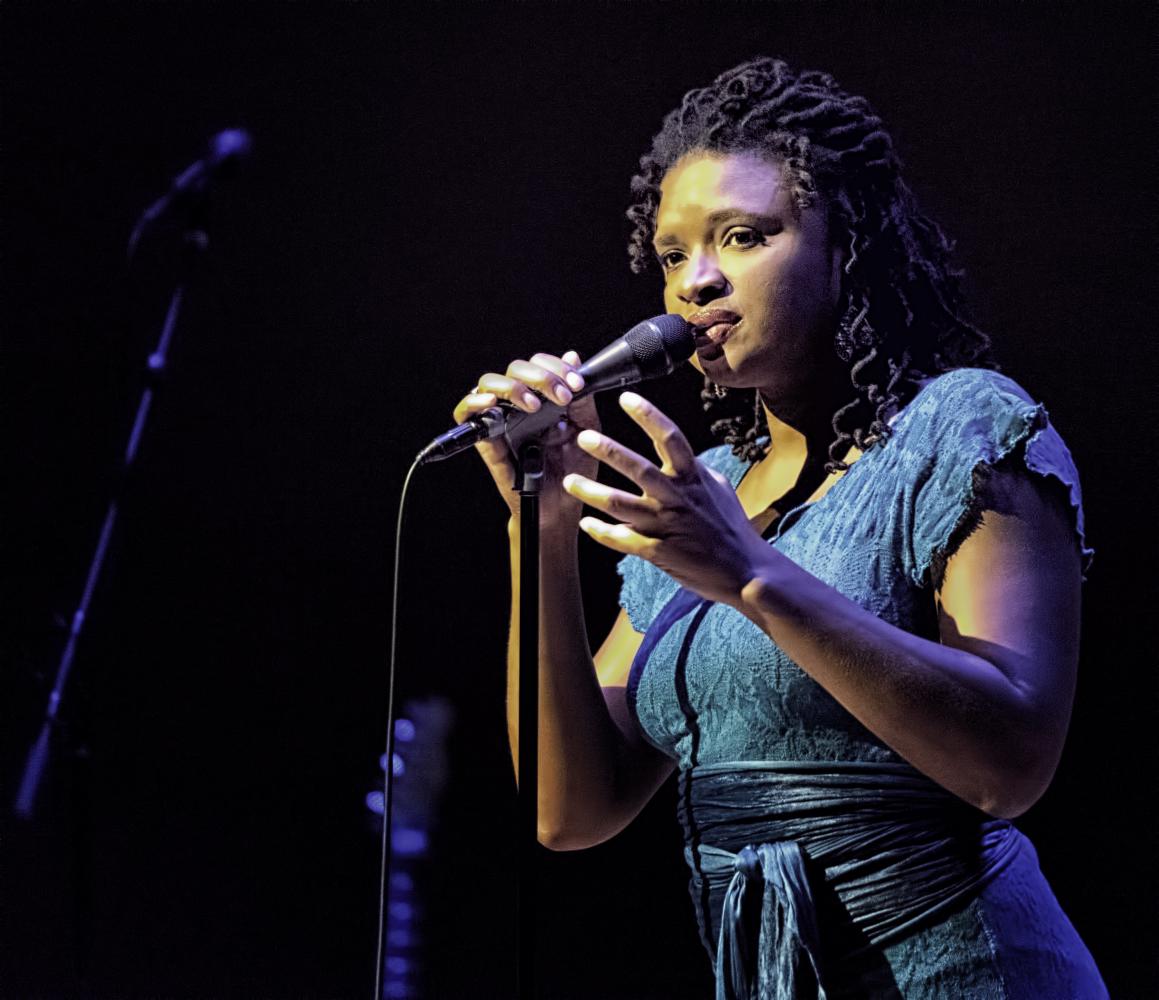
[417, 314, 694, 465]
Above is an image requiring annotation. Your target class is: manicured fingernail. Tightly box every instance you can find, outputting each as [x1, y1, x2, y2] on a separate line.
[523, 392, 541, 410]
[576, 429, 601, 449]
[565, 371, 584, 391]
[555, 384, 573, 404]
[621, 391, 643, 410]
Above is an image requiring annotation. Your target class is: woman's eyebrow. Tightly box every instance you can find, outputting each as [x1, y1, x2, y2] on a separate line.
[653, 210, 779, 250]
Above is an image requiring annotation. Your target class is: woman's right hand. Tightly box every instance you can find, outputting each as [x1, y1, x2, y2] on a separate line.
[453, 350, 600, 530]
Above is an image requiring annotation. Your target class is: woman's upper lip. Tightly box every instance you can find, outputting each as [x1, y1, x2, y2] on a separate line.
[687, 308, 741, 328]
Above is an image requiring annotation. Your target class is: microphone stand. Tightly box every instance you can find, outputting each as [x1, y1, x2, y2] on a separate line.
[14, 221, 210, 821]
[515, 439, 543, 1000]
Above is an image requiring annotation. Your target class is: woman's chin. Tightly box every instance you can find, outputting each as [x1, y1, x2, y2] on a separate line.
[694, 358, 733, 387]
[695, 341, 743, 377]
[698, 350, 758, 389]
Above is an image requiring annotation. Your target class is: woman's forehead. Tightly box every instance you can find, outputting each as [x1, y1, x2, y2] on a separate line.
[656, 152, 791, 223]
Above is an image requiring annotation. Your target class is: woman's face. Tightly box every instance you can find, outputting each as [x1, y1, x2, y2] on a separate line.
[654, 151, 845, 399]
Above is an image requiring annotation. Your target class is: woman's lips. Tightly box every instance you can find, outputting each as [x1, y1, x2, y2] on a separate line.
[693, 318, 739, 359]
[689, 310, 741, 355]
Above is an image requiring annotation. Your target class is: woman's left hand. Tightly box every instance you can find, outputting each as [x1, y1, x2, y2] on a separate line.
[562, 391, 773, 608]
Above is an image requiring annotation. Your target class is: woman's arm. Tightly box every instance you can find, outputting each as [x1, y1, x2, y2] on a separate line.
[736, 462, 1081, 818]
[566, 392, 1083, 819]
[457, 350, 673, 851]
[507, 523, 675, 850]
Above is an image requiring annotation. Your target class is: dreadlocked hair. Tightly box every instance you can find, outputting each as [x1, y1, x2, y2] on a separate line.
[627, 57, 997, 471]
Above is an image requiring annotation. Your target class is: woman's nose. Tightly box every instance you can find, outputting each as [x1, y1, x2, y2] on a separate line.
[676, 250, 728, 305]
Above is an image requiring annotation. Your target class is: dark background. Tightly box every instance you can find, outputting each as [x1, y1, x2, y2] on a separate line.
[2, 2, 1156, 998]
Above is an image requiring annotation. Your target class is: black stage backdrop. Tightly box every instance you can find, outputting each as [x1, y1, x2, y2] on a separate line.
[2, 3, 1156, 998]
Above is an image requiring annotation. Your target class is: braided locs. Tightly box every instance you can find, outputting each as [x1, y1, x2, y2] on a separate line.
[627, 57, 996, 470]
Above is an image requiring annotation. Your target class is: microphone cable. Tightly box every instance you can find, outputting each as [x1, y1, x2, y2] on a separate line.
[373, 456, 421, 1000]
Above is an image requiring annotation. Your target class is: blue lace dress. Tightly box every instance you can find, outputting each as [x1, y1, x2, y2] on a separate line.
[617, 369, 1106, 998]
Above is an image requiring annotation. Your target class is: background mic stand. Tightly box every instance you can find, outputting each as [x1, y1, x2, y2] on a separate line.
[515, 438, 544, 1000]
[14, 219, 211, 821]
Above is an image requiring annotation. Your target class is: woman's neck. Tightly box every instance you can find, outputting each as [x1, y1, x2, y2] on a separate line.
[758, 368, 849, 470]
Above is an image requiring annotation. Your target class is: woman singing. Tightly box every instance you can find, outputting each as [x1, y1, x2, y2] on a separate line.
[454, 57, 1107, 997]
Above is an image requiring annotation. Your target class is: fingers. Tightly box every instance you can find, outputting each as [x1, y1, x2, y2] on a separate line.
[452, 351, 585, 424]
[453, 390, 500, 424]
[707, 468, 731, 489]
[507, 358, 579, 408]
[571, 429, 678, 501]
[562, 472, 661, 521]
[530, 352, 586, 395]
[577, 516, 657, 557]
[619, 392, 697, 473]
[474, 371, 544, 413]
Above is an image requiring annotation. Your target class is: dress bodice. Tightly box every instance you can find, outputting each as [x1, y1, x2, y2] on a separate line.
[613, 367, 1104, 998]
[617, 367, 1093, 770]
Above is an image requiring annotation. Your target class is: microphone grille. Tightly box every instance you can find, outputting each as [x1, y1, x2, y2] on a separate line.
[624, 314, 694, 379]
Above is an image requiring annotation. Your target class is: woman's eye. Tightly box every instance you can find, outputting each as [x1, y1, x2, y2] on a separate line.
[658, 250, 686, 271]
[722, 228, 766, 249]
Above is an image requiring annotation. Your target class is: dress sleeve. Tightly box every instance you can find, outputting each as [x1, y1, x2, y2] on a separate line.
[616, 555, 676, 634]
[616, 443, 745, 633]
[909, 369, 1094, 588]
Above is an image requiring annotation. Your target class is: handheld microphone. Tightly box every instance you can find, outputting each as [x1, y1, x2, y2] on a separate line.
[416, 313, 694, 465]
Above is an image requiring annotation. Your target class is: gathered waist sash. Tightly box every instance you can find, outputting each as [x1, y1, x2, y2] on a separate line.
[676, 760, 1023, 999]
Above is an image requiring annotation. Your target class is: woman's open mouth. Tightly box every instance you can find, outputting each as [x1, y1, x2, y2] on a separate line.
[701, 320, 737, 344]
[689, 309, 742, 355]
[691, 317, 740, 361]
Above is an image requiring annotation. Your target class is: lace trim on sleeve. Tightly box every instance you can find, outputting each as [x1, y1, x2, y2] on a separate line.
[920, 401, 1095, 590]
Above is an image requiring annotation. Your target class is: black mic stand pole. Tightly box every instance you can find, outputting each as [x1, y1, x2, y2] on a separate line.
[14, 221, 210, 821]
[515, 439, 544, 1000]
